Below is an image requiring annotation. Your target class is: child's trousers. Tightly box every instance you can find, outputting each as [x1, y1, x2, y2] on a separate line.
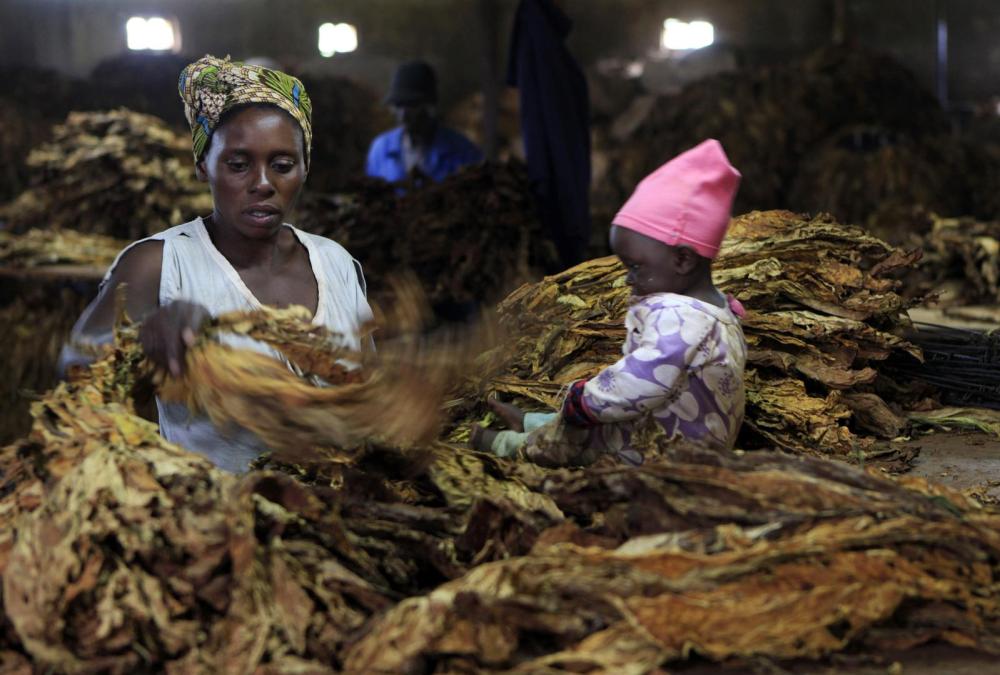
[490, 412, 557, 458]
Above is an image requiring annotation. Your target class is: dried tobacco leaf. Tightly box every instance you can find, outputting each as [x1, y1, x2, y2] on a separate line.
[159, 291, 496, 458]
[914, 215, 1000, 305]
[296, 161, 555, 309]
[591, 45, 948, 226]
[788, 126, 966, 231]
[344, 444, 1000, 674]
[1, 344, 392, 673]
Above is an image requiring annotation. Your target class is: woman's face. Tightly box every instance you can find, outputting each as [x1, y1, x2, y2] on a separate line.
[197, 106, 306, 239]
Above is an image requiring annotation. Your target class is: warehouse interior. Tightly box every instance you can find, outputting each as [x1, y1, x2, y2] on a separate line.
[2, 1, 1000, 673]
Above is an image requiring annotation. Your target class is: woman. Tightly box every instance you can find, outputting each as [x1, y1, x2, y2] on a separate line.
[61, 56, 373, 473]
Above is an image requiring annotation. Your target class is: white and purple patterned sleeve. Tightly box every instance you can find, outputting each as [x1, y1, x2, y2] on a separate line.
[578, 303, 713, 423]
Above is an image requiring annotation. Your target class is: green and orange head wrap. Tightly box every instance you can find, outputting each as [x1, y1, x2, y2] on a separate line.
[178, 55, 313, 167]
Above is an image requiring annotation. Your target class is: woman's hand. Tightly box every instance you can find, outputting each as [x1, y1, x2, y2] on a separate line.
[139, 300, 211, 377]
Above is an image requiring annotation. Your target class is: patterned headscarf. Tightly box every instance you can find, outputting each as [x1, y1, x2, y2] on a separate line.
[178, 55, 313, 167]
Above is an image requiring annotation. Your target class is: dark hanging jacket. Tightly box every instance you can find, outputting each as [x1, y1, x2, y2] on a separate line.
[507, 0, 591, 269]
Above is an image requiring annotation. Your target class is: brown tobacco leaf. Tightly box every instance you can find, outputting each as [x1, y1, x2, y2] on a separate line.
[344, 445, 1000, 674]
[590, 46, 949, 227]
[3, 409, 389, 673]
[159, 285, 497, 460]
[906, 214, 1000, 305]
[455, 210, 918, 465]
[210, 305, 362, 385]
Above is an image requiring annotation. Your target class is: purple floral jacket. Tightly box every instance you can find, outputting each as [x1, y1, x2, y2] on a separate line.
[563, 292, 748, 455]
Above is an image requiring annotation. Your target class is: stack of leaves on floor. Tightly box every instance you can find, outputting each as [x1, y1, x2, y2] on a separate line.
[0, 286, 95, 444]
[296, 161, 553, 310]
[909, 214, 1000, 306]
[1, 300, 999, 672]
[591, 45, 950, 225]
[345, 446, 1000, 673]
[0, 109, 212, 240]
[458, 210, 922, 468]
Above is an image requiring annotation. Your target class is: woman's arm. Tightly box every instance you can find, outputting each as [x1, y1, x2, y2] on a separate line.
[61, 240, 209, 377]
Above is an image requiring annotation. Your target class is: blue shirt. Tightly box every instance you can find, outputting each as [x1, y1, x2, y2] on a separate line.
[365, 126, 483, 184]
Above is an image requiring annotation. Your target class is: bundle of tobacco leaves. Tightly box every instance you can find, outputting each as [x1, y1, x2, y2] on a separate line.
[0, 109, 212, 240]
[157, 294, 496, 457]
[0, 228, 123, 270]
[345, 443, 1000, 673]
[456, 210, 921, 466]
[0, 369, 394, 672]
[0, 307, 556, 670]
[296, 161, 552, 310]
[909, 214, 1000, 306]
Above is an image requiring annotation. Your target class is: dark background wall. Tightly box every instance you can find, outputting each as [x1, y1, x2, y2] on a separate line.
[0, 0, 997, 109]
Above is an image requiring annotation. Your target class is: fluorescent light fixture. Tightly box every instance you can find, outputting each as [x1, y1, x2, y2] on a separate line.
[661, 18, 714, 51]
[319, 22, 358, 58]
[126, 16, 177, 51]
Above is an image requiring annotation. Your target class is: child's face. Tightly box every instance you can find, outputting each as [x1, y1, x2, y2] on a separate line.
[610, 225, 699, 297]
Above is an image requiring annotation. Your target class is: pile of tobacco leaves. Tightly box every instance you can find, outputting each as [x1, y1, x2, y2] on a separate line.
[0, 281, 95, 445]
[787, 126, 966, 233]
[591, 46, 959, 229]
[302, 75, 394, 192]
[0, 109, 212, 240]
[296, 161, 555, 310]
[1, 292, 999, 673]
[456, 210, 923, 469]
[0, 228, 124, 444]
[907, 214, 1000, 306]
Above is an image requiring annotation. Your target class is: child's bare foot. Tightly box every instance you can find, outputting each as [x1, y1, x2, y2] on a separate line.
[470, 425, 500, 453]
[488, 398, 526, 432]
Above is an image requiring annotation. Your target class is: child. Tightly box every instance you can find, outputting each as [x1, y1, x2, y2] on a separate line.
[471, 139, 748, 466]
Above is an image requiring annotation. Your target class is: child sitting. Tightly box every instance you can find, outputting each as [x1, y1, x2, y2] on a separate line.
[472, 139, 748, 466]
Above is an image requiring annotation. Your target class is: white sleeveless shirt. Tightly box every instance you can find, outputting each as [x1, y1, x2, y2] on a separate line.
[70, 218, 373, 473]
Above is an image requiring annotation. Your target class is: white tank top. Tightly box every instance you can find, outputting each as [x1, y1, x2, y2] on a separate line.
[73, 217, 373, 472]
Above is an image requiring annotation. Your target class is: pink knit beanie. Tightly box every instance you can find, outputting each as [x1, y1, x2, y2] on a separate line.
[612, 139, 741, 259]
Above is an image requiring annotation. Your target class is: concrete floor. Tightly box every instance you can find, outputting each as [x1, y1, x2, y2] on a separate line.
[673, 644, 998, 674]
[908, 430, 1000, 502]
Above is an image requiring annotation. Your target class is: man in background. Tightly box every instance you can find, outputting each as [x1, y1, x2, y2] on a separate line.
[366, 61, 482, 184]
